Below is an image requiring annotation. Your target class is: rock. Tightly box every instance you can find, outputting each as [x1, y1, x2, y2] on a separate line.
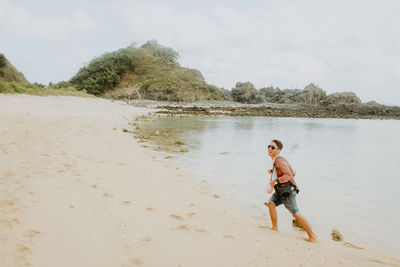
[231, 81, 261, 103]
[235, 82, 256, 92]
[219, 88, 233, 101]
[331, 229, 343, 241]
[320, 92, 361, 105]
[302, 83, 326, 104]
[365, 100, 381, 106]
[174, 140, 185, 146]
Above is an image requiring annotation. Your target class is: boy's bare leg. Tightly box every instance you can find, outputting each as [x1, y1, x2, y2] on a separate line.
[267, 202, 278, 231]
[293, 213, 317, 242]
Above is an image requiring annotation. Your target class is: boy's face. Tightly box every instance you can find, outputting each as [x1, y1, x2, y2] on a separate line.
[268, 141, 280, 158]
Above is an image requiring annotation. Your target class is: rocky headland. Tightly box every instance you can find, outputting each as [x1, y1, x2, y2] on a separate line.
[2, 41, 399, 119]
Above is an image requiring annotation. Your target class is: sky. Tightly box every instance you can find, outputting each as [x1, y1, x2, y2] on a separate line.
[1, 0, 399, 105]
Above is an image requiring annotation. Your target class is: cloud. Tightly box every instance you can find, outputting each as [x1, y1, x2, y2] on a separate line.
[0, 0, 95, 41]
[117, 0, 400, 103]
[1, 0, 399, 104]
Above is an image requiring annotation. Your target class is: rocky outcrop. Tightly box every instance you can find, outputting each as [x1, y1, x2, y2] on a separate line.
[231, 82, 261, 103]
[229, 82, 366, 107]
[320, 92, 361, 105]
[154, 101, 400, 120]
[303, 83, 326, 104]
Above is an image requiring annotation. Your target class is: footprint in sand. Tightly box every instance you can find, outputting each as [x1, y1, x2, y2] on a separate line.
[4, 171, 16, 178]
[0, 219, 13, 229]
[140, 236, 152, 245]
[16, 244, 30, 253]
[343, 242, 363, 249]
[24, 230, 41, 240]
[146, 207, 153, 211]
[91, 184, 98, 189]
[103, 193, 114, 198]
[186, 212, 196, 217]
[0, 199, 16, 208]
[129, 257, 144, 265]
[195, 228, 209, 233]
[223, 234, 234, 239]
[169, 214, 184, 221]
[171, 224, 189, 230]
[120, 201, 132, 206]
[63, 163, 75, 169]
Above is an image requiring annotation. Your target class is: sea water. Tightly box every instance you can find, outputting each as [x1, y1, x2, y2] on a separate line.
[154, 116, 400, 253]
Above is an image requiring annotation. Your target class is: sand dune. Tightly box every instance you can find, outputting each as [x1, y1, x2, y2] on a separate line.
[1, 94, 399, 267]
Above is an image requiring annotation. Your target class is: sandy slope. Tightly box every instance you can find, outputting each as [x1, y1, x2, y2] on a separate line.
[0, 94, 399, 267]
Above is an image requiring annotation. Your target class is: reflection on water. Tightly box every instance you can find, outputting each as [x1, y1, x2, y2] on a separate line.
[142, 116, 400, 254]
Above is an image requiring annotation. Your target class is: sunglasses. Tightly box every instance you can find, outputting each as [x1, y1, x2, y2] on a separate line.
[267, 145, 276, 150]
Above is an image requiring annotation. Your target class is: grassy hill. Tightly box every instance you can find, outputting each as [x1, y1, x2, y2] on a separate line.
[70, 40, 223, 101]
[0, 53, 92, 97]
[0, 53, 28, 83]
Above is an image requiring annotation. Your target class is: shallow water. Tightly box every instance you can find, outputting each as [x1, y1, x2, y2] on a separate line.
[144, 116, 400, 253]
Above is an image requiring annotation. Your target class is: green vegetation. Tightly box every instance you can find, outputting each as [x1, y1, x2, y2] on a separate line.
[0, 53, 29, 83]
[2, 42, 226, 101]
[0, 80, 93, 97]
[0, 53, 6, 68]
[207, 84, 225, 101]
[70, 40, 216, 101]
[70, 46, 140, 95]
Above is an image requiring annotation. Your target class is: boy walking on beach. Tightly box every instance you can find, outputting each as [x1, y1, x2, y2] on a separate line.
[265, 139, 317, 242]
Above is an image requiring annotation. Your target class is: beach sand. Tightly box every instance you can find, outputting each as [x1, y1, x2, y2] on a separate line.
[1, 94, 399, 267]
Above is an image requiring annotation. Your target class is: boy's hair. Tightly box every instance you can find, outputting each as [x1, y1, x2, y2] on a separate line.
[272, 139, 283, 150]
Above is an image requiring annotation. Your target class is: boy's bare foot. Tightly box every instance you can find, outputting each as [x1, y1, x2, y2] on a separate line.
[258, 225, 278, 231]
[307, 234, 318, 242]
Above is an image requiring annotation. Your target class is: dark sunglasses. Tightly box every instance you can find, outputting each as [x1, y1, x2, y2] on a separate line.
[267, 145, 276, 150]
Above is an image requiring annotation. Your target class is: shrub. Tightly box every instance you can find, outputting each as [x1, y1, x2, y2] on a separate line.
[0, 80, 91, 97]
[0, 53, 6, 68]
[70, 47, 141, 95]
[49, 81, 73, 89]
[141, 40, 179, 63]
[207, 84, 224, 101]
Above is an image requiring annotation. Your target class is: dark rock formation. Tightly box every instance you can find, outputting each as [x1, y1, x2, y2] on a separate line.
[303, 83, 326, 104]
[231, 82, 261, 103]
[229, 82, 368, 108]
[320, 92, 361, 106]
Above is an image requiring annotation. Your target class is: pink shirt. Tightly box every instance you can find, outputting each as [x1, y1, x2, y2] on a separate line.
[274, 156, 297, 187]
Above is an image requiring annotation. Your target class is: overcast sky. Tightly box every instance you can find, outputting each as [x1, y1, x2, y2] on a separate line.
[1, 0, 399, 105]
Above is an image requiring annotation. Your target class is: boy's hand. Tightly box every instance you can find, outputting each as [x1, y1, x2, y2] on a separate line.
[268, 169, 273, 174]
[269, 180, 275, 187]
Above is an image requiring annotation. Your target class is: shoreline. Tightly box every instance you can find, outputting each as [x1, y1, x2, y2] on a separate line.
[126, 99, 400, 120]
[1, 94, 399, 266]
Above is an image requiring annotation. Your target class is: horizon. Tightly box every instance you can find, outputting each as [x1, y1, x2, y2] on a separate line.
[1, 0, 399, 105]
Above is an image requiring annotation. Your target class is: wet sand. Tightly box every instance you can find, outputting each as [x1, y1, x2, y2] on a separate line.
[1, 94, 399, 266]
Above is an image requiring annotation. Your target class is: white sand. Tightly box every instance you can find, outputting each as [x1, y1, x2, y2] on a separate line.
[1, 94, 399, 267]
